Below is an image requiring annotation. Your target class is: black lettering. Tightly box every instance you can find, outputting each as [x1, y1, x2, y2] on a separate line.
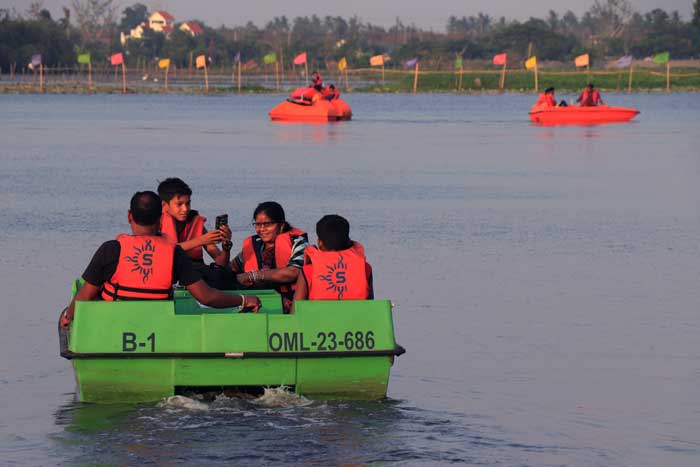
[335, 271, 346, 284]
[327, 332, 337, 351]
[122, 332, 137, 352]
[269, 333, 282, 351]
[142, 253, 153, 266]
[300, 333, 310, 351]
[284, 332, 298, 351]
[317, 332, 327, 351]
[147, 332, 156, 352]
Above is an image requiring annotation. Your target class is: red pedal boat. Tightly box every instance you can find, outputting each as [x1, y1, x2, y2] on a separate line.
[529, 104, 639, 125]
[270, 87, 352, 122]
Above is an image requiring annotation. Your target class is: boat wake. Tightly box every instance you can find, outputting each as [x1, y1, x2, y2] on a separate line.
[159, 387, 310, 411]
[252, 387, 311, 408]
[158, 395, 209, 411]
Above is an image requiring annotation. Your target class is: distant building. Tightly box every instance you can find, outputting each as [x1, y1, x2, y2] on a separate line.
[179, 21, 204, 37]
[149, 11, 175, 33]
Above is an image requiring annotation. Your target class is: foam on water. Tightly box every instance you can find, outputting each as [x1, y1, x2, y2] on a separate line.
[158, 395, 209, 411]
[252, 387, 311, 408]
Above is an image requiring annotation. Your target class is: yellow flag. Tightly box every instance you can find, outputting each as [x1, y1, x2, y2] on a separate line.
[525, 56, 537, 70]
[195, 54, 206, 69]
[338, 57, 347, 71]
[158, 58, 170, 69]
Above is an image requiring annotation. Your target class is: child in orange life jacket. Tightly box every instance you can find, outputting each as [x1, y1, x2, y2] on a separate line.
[157, 178, 232, 271]
[293, 214, 373, 306]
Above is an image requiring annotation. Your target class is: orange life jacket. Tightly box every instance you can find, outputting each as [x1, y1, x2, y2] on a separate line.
[536, 92, 555, 107]
[101, 234, 174, 301]
[241, 227, 306, 294]
[303, 242, 370, 300]
[578, 89, 601, 106]
[160, 209, 206, 262]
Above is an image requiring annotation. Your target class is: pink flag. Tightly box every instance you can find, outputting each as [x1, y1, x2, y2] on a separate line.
[492, 53, 507, 66]
[293, 52, 307, 65]
[110, 53, 124, 65]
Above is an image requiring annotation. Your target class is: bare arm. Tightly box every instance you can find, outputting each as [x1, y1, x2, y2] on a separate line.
[186, 280, 261, 312]
[237, 266, 300, 287]
[60, 282, 102, 327]
[293, 272, 308, 301]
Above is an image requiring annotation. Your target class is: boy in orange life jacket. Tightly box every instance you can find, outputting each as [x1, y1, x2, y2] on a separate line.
[157, 178, 232, 267]
[59, 191, 261, 328]
[293, 214, 373, 305]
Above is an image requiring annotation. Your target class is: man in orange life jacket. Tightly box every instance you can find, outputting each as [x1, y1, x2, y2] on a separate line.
[158, 178, 233, 287]
[293, 214, 373, 306]
[310, 71, 323, 92]
[577, 83, 604, 107]
[59, 191, 261, 328]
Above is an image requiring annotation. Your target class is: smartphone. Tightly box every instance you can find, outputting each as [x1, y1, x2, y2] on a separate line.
[215, 214, 228, 230]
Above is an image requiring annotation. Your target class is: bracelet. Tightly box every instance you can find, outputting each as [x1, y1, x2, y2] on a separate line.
[238, 294, 246, 310]
[260, 269, 265, 281]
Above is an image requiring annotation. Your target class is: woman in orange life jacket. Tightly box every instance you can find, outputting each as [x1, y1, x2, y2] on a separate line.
[310, 71, 323, 92]
[59, 191, 261, 328]
[293, 214, 373, 308]
[577, 83, 604, 107]
[230, 202, 309, 312]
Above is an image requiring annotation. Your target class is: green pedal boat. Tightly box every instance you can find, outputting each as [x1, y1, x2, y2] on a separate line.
[59, 280, 405, 403]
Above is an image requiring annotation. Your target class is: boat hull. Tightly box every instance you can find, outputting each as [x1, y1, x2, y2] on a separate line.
[529, 104, 639, 125]
[269, 98, 352, 122]
[61, 284, 402, 403]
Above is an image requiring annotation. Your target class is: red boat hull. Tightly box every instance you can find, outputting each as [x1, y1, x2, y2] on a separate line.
[529, 104, 639, 125]
[269, 97, 352, 122]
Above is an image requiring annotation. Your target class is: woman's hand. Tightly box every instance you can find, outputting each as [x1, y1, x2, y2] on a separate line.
[237, 272, 253, 287]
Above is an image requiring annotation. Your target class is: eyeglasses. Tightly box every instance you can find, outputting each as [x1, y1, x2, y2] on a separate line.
[252, 221, 279, 229]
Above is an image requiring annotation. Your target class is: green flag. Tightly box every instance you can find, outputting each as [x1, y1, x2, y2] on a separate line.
[77, 52, 91, 65]
[454, 57, 463, 69]
[653, 52, 669, 64]
[263, 52, 277, 64]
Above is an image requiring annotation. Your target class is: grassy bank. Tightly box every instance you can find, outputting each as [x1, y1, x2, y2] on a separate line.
[2, 68, 700, 94]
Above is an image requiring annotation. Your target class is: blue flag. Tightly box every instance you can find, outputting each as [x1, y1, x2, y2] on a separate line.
[404, 57, 419, 68]
[615, 55, 633, 68]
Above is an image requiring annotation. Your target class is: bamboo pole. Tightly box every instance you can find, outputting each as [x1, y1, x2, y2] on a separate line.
[304, 61, 309, 84]
[39, 63, 44, 93]
[344, 67, 349, 90]
[204, 64, 209, 94]
[88, 62, 92, 89]
[164, 64, 169, 93]
[534, 63, 539, 93]
[500, 62, 506, 89]
[381, 64, 385, 86]
[458, 63, 463, 91]
[666, 62, 670, 94]
[627, 64, 634, 93]
[412, 62, 419, 94]
[189, 52, 193, 79]
[237, 60, 241, 94]
[586, 63, 590, 83]
[275, 61, 280, 91]
[121, 62, 126, 94]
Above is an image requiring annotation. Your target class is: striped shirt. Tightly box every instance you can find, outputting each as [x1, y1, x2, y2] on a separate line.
[233, 233, 309, 271]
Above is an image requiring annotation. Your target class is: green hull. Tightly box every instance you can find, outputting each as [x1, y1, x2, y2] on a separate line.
[61, 283, 404, 403]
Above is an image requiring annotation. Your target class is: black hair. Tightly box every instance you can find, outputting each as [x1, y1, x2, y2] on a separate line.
[587, 83, 595, 88]
[254, 201, 291, 232]
[157, 177, 192, 202]
[545, 86, 555, 93]
[130, 191, 162, 226]
[316, 214, 352, 251]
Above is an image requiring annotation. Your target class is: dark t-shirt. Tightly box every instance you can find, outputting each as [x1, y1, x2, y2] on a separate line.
[82, 240, 201, 287]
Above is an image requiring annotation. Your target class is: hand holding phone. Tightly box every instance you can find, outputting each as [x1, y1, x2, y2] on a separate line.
[215, 214, 228, 230]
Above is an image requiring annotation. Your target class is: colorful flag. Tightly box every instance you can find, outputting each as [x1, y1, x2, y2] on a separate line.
[110, 53, 124, 65]
[233, 52, 241, 64]
[338, 57, 347, 71]
[195, 54, 206, 69]
[525, 56, 537, 70]
[653, 52, 669, 64]
[243, 59, 258, 70]
[77, 53, 91, 65]
[454, 57, 463, 69]
[492, 53, 507, 66]
[615, 55, 633, 68]
[574, 53, 589, 67]
[369, 55, 384, 67]
[263, 52, 277, 64]
[31, 54, 42, 66]
[158, 58, 170, 69]
[293, 52, 307, 65]
[404, 57, 419, 68]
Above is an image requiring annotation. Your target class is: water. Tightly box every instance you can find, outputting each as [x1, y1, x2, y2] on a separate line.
[1, 92, 700, 466]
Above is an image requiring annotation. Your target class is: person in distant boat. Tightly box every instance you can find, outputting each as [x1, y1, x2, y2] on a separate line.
[577, 83, 604, 107]
[310, 71, 323, 92]
[230, 202, 308, 313]
[322, 84, 339, 101]
[59, 191, 261, 328]
[293, 214, 373, 306]
[536, 86, 557, 107]
[158, 177, 233, 288]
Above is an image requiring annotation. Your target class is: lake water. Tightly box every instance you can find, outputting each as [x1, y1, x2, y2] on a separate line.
[1, 92, 700, 466]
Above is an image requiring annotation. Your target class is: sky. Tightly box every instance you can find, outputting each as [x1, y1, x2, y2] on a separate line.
[7, 0, 695, 30]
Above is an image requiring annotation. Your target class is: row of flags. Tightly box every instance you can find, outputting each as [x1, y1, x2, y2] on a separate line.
[25, 50, 673, 71]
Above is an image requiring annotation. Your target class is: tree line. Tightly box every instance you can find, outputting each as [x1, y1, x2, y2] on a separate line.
[1, 0, 699, 72]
